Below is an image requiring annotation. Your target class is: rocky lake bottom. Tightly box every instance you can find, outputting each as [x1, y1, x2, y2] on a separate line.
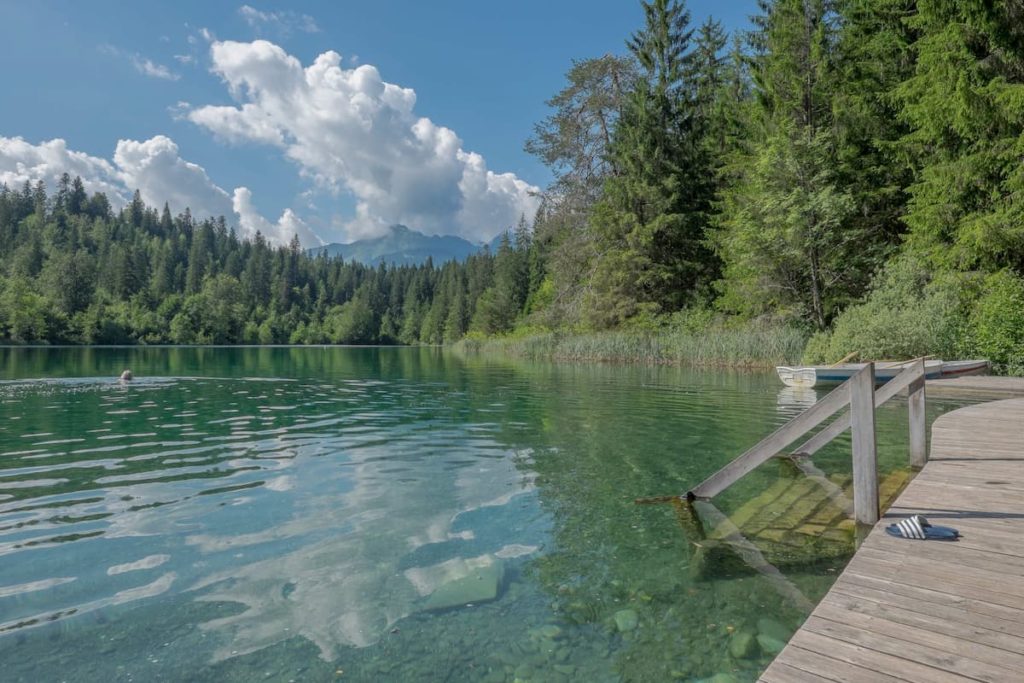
[0, 347, 974, 681]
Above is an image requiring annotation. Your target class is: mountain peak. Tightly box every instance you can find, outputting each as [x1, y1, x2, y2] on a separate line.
[313, 225, 482, 266]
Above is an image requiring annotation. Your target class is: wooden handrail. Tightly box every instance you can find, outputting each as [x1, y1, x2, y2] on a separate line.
[792, 360, 926, 457]
[685, 369, 858, 500]
[684, 360, 928, 526]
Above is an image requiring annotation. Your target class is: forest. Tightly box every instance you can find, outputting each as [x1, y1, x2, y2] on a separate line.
[2, 0, 1023, 373]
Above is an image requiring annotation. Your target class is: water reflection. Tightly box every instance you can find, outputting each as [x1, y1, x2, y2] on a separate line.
[775, 386, 820, 413]
[0, 348, 974, 682]
[186, 444, 538, 661]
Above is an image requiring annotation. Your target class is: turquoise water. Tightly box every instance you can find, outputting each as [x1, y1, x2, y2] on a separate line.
[0, 347, 972, 682]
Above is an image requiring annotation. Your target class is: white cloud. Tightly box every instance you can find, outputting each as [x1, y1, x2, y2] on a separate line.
[132, 56, 180, 81]
[114, 136, 232, 219]
[233, 187, 323, 246]
[187, 40, 540, 242]
[0, 135, 321, 246]
[0, 137, 126, 202]
[239, 5, 320, 35]
[100, 44, 180, 81]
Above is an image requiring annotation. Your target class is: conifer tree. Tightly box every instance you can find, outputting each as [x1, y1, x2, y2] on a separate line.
[897, 1, 1024, 271]
[716, 0, 859, 329]
[587, 0, 717, 327]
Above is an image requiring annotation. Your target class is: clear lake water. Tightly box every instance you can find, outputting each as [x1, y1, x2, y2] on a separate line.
[0, 347, 978, 682]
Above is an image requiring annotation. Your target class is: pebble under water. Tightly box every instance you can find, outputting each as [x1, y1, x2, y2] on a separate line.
[0, 347, 976, 682]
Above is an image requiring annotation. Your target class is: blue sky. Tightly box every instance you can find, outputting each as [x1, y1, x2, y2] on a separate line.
[0, 1, 755, 245]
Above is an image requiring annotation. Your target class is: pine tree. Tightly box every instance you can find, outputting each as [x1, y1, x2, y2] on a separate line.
[897, 1, 1024, 272]
[716, 0, 863, 329]
[587, 0, 717, 326]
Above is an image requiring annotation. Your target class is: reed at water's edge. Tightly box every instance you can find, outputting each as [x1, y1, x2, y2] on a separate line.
[452, 322, 808, 368]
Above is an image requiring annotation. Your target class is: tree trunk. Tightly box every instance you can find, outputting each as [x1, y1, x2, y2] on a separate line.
[808, 245, 826, 330]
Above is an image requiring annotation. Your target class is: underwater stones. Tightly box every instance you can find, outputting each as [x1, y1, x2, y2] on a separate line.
[756, 634, 786, 655]
[564, 600, 599, 624]
[727, 628, 760, 659]
[756, 618, 793, 643]
[755, 617, 792, 655]
[527, 624, 564, 643]
[538, 624, 563, 640]
[421, 559, 505, 612]
[705, 674, 740, 683]
[613, 609, 639, 633]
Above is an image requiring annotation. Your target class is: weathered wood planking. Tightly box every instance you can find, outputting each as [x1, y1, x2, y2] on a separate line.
[926, 375, 1024, 399]
[850, 363, 879, 525]
[760, 395, 1024, 682]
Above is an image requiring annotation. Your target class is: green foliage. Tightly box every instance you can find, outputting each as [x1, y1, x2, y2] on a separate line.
[586, 0, 717, 328]
[897, 2, 1024, 271]
[0, 275, 51, 342]
[716, 127, 856, 327]
[715, 0, 899, 330]
[525, 55, 636, 198]
[801, 255, 974, 363]
[966, 271, 1024, 375]
[0, 179, 528, 347]
[7, 0, 1024, 377]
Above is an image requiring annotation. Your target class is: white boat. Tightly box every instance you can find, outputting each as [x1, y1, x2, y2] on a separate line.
[775, 360, 989, 388]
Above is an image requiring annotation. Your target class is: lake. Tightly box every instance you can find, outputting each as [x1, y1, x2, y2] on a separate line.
[0, 347, 971, 682]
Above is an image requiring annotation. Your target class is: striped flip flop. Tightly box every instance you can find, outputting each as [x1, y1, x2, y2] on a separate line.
[885, 514, 959, 541]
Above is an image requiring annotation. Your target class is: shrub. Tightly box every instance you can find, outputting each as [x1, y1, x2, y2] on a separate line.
[802, 255, 974, 363]
[967, 270, 1024, 375]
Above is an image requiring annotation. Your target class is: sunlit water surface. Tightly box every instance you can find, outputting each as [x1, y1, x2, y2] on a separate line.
[0, 347, 976, 682]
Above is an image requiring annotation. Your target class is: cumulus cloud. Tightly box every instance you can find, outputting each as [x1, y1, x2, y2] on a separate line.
[239, 5, 320, 35]
[233, 187, 322, 246]
[187, 40, 540, 241]
[113, 136, 232, 219]
[0, 137, 126, 202]
[0, 135, 320, 246]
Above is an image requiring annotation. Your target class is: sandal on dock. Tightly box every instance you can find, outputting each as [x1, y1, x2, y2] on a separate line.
[885, 514, 959, 540]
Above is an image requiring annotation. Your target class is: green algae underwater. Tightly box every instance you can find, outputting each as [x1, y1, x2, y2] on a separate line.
[0, 347, 974, 682]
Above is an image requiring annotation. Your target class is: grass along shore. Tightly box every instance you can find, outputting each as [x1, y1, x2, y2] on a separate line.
[453, 323, 807, 369]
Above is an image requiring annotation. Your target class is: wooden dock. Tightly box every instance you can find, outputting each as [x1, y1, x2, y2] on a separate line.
[926, 375, 1024, 399]
[760, 396, 1024, 682]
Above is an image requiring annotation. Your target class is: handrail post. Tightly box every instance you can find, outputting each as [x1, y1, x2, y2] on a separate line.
[908, 359, 927, 468]
[850, 363, 879, 525]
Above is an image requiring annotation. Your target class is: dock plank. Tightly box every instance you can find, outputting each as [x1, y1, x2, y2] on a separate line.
[760, 395, 1024, 681]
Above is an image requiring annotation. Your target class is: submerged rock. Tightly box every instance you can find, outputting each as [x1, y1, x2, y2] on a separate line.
[421, 559, 505, 611]
[613, 609, 639, 632]
[728, 628, 760, 659]
[530, 624, 563, 641]
[756, 634, 787, 655]
[756, 617, 793, 642]
[706, 674, 740, 683]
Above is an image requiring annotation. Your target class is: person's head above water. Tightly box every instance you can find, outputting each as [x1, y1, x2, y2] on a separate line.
[120, 370, 133, 381]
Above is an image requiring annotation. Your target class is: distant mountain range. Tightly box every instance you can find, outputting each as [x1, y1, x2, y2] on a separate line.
[313, 224, 507, 266]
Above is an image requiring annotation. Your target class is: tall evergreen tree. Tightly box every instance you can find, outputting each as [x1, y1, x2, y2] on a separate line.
[587, 0, 717, 326]
[897, 0, 1024, 271]
[716, 0, 867, 329]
